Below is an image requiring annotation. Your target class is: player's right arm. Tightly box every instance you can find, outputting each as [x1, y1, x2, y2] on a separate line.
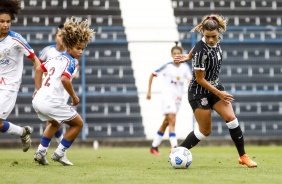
[33, 65, 44, 97]
[146, 74, 154, 100]
[174, 47, 194, 63]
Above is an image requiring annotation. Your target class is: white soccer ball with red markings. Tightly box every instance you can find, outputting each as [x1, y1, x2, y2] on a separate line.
[169, 147, 192, 169]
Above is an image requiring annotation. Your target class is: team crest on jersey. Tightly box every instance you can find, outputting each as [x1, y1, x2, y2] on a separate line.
[1, 48, 10, 58]
[200, 98, 208, 106]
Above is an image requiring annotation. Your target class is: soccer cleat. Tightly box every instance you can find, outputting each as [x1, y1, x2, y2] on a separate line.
[238, 154, 257, 168]
[51, 152, 73, 166]
[150, 147, 160, 155]
[20, 126, 32, 152]
[34, 151, 49, 165]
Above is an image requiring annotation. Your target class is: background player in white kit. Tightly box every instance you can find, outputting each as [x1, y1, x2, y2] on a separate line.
[146, 42, 192, 155]
[33, 17, 94, 166]
[0, 0, 41, 152]
[38, 24, 80, 164]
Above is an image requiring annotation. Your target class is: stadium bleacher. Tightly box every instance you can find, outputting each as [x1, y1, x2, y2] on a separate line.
[172, 0, 282, 138]
[1, 0, 281, 140]
[0, 0, 145, 140]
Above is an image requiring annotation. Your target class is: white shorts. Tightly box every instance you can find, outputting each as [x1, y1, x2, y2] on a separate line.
[0, 89, 18, 119]
[32, 98, 78, 124]
[161, 96, 181, 115]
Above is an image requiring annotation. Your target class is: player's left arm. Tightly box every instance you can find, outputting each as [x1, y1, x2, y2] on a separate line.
[61, 75, 80, 106]
[72, 64, 80, 79]
[30, 55, 41, 70]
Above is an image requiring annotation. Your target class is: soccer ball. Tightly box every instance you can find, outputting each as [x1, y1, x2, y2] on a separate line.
[169, 147, 192, 169]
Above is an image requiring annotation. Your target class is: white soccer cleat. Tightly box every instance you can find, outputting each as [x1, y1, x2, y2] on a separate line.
[51, 152, 73, 166]
[34, 151, 49, 165]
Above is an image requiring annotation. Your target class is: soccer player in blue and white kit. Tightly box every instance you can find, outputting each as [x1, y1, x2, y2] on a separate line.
[33, 17, 94, 166]
[147, 42, 192, 155]
[0, 0, 41, 152]
[38, 24, 80, 165]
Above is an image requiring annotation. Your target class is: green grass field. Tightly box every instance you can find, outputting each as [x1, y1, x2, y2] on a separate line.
[0, 146, 281, 184]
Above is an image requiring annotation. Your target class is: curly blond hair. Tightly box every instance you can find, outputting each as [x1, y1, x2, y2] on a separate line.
[0, 0, 21, 20]
[191, 14, 227, 33]
[61, 17, 95, 49]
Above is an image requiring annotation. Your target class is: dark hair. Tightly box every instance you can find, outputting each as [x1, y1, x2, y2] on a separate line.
[0, 0, 21, 20]
[191, 14, 227, 33]
[55, 24, 64, 36]
[171, 41, 183, 53]
[58, 24, 64, 30]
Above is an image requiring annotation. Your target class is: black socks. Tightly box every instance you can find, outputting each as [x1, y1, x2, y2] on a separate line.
[229, 126, 246, 156]
[180, 131, 200, 149]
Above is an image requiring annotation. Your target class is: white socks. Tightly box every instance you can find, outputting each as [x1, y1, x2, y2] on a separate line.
[152, 133, 163, 147]
[226, 118, 239, 129]
[37, 144, 48, 155]
[152, 131, 178, 148]
[5, 122, 23, 136]
[169, 135, 178, 148]
[55, 143, 68, 157]
[194, 128, 206, 140]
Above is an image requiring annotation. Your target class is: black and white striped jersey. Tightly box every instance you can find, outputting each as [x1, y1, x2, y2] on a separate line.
[188, 37, 224, 94]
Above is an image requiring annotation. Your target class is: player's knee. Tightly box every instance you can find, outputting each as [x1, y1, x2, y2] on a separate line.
[225, 116, 237, 123]
[202, 130, 211, 136]
[167, 115, 176, 124]
[162, 121, 169, 126]
[77, 120, 84, 128]
[199, 127, 211, 136]
[76, 120, 83, 129]
[168, 120, 176, 127]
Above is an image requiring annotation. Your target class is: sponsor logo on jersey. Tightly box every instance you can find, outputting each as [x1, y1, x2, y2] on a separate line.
[0, 49, 11, 65]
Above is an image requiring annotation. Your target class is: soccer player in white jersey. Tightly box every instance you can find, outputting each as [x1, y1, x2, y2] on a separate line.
[147, 42, 192, 155]
[33, 17, 94, 166]
[38, 24, 80, 165]
[0, 0, 41, 152]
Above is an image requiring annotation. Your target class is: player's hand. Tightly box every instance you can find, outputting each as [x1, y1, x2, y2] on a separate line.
[146, 92, 151, 100]
[217, 91, 234, 104]
[71, 95, 80, 106]
[174, 54, 191, 64]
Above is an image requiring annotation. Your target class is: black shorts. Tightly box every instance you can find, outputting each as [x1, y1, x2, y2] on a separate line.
[188, 86, 224, 112]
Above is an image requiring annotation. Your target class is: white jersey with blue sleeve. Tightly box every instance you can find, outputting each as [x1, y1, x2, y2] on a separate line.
[0, 30, 36, 91]
[39, 45, 79, 78]
[34, 52, 76, 104]
[38, 44, 61, 63]
[153, 62, 192, 100]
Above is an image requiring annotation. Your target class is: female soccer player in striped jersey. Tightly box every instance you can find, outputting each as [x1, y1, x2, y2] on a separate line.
[147, 42, 192, 155]
[33, 17, 94, 166]
[174, 14, 257, 168]
[0, 0, 41, 152]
